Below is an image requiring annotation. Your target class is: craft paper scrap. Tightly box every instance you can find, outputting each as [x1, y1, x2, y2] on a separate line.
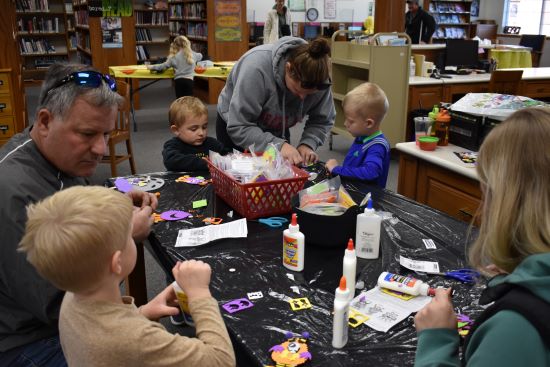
[192, 199, 208, 209]
[175, 218, 248, 247]
[350, 287, 432, 333]
[399, 255, 440, 274]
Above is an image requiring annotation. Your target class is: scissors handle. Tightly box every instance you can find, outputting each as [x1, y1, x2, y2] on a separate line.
[445, 269, 480, 283]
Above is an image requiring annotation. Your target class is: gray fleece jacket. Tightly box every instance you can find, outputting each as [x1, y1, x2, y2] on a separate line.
[148, 50, 202, 80]
[217, 36, 335, 151]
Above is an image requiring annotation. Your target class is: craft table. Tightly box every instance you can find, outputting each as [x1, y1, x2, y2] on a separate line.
[119, 168, 486, 367]
[108, 63, 234, 131]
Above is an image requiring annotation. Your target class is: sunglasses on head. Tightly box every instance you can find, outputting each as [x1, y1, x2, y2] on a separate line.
[44, 71, 117, 99]
[290, 67, 331, 90]
[299, 79, 332, 90]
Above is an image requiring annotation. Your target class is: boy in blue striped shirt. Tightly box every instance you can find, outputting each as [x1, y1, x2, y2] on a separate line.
[325, 83, 391, 187]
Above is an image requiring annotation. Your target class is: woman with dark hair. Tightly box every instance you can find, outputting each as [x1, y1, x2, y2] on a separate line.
[216, 37, 335, 165]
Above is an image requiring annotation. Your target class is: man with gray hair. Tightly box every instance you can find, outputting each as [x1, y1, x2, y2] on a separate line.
[0, 63, 158, 366]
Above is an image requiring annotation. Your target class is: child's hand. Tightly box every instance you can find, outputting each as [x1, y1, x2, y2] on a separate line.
[325, 159, 338, 173]
[139, 284, 180, 321]
[281, 142, 303, 166]
[414, 288, 457, 333]
[297, 144, 318, 165]
[172, 260, 212, 302]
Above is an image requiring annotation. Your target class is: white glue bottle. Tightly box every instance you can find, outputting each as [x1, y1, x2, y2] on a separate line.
[332, 276, 350, 349]
[282, 213, 305, 271]
[377, 272, 436, 297]
[343, 238, 357, 301]
[355, 198, 382, 259]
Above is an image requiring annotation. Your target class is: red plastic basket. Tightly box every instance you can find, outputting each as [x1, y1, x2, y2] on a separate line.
[206, 159, 309, 219]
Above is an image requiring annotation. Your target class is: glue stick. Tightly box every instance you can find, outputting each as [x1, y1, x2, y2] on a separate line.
[342, 239, 357, 301]
[282, 213, 305, 271]
[377, 272, 436, 297]
[172, 281, 195, 326]
[332, 276, 350, 349]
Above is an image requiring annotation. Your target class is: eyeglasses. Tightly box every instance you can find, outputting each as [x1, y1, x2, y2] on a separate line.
[44, 71, 117, 99]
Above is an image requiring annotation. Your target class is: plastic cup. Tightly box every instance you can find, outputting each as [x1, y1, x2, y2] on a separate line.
[414, 117, 432, 145]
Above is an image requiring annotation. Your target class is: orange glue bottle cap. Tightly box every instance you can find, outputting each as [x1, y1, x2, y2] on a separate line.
[347, 238, 354, 251]
[339, 276, 347, 291]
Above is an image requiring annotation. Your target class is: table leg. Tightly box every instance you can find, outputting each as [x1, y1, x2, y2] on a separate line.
[125, 241, 148, 306]
[129, 78, 138, 132]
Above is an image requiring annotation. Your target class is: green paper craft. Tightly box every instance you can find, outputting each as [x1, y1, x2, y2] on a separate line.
[193, 199, 208, 209]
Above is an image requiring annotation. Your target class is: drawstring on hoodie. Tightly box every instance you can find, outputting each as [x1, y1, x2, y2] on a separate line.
[57, 171, 64, 190]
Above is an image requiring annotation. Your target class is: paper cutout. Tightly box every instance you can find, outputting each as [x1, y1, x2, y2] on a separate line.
[348, 308, 370, 328]
[115, 176, 165, 192]
[289, 297, 312, 311]
[114, 178, 132, 193]
[247, 291, 263, 300]
[175, 218, 248, 247]
[222, 298, 254, 314]
[192, 199, 208, 209]
[203, 217, 223, 225]
[175, 175, 211, 185]
[153, 213, 165, 223]
[160, 210, 192, 221]
[457, 314, 473, 336]
[269, 332, 312, 367]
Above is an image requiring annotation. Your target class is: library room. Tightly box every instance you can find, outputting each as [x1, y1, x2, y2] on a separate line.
[0, 0, 549, 366]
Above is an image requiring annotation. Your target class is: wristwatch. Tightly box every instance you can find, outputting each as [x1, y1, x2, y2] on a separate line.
[306, 8, 319, 22]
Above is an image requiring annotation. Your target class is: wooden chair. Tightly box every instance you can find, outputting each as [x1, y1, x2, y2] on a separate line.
[101, 80, 137, 177]
[488, 70, 524, 95]
[519, 34, 546, 67]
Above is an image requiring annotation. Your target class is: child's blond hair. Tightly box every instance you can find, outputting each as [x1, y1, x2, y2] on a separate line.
[168, 96, 208, 128]
[469, 107, 550, 273]
[343, 82, 389, 125]
[168, 35, 194, 65]
[18, 186, 134, 293]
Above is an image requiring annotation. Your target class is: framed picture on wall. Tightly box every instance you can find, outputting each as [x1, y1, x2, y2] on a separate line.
[324, 0, 336, 19]
[289, 0, 305, 12]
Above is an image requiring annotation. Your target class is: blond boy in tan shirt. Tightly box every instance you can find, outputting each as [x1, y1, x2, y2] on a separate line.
[18, 186, 236, 367]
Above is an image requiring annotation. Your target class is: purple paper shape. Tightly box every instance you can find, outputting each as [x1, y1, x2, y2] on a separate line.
[114, 178, 132, 193]
[222, 298, 254, 314]
[160, 210, 191, 221]
[186, 177, 204, 184]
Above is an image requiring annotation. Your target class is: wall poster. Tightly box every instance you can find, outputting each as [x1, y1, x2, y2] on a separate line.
[215, 0, 242, 42]
[101, 17, 123, 48]
[324, 0, 336, 19]
[288, 0, 306, 12]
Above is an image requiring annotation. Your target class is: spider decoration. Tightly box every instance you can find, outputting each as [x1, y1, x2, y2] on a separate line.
[268, 331, 312, 367]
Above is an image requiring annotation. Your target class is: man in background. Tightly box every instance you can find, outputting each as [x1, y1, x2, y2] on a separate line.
[405, 0, 436, 44]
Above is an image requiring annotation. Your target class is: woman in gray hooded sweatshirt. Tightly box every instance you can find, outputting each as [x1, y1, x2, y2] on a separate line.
[216, 36, 335, 165]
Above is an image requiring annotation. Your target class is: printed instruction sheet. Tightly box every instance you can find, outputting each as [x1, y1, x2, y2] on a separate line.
[175, 218, 248, 247]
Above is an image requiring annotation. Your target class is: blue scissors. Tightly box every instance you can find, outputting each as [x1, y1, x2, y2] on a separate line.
[254, 217, 289, 228]
[433, 269, 481, 284]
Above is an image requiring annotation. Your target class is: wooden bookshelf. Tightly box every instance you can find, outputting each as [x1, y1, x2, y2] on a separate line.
[134, 7, 169, 64]
[426, 0, 472, 40]
[15, 0, 73, 81]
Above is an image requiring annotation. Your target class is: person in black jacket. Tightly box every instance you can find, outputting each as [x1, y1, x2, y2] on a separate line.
[405, 0, 436, 44]
[163, 96, 229, 172]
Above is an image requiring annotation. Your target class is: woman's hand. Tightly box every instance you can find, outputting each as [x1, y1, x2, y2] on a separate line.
[297, 144, 319, 165]
[414, 288, 457, 333]
[281, 142, 303, 166]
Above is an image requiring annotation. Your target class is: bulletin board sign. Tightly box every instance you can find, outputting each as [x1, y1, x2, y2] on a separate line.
[214, 0, 242, 42]
[324, 0, 336, 19]
[88, 0, 103, 17]
[102, 0, 133, 17]
[289, 0, 306, 12]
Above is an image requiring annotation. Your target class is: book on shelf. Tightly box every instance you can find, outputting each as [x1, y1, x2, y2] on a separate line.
[16, 0, 50, 12]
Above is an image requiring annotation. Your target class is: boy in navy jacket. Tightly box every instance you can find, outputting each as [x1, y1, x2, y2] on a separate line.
[163, 97, 229, 172]
[325, 83, 390, 187]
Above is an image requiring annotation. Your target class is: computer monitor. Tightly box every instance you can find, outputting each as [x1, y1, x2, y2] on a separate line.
[347, 26, 362, 39]
[304, 25, 320, 40]
[444, 39, 479, 69]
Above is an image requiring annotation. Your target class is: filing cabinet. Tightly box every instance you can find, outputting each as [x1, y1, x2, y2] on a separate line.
[0, 70, 16, 145]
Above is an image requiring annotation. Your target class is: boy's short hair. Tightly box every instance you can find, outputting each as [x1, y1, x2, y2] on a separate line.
[168, 96, 208, 128]
[18, 186, 133, 293]
[343, 82, 389, 125]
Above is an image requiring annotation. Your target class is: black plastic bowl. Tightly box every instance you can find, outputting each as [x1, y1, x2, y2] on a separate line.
[291, 195, 359, 248]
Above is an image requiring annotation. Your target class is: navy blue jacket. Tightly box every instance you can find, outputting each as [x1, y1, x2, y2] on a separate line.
[332, 132, 390, 187]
